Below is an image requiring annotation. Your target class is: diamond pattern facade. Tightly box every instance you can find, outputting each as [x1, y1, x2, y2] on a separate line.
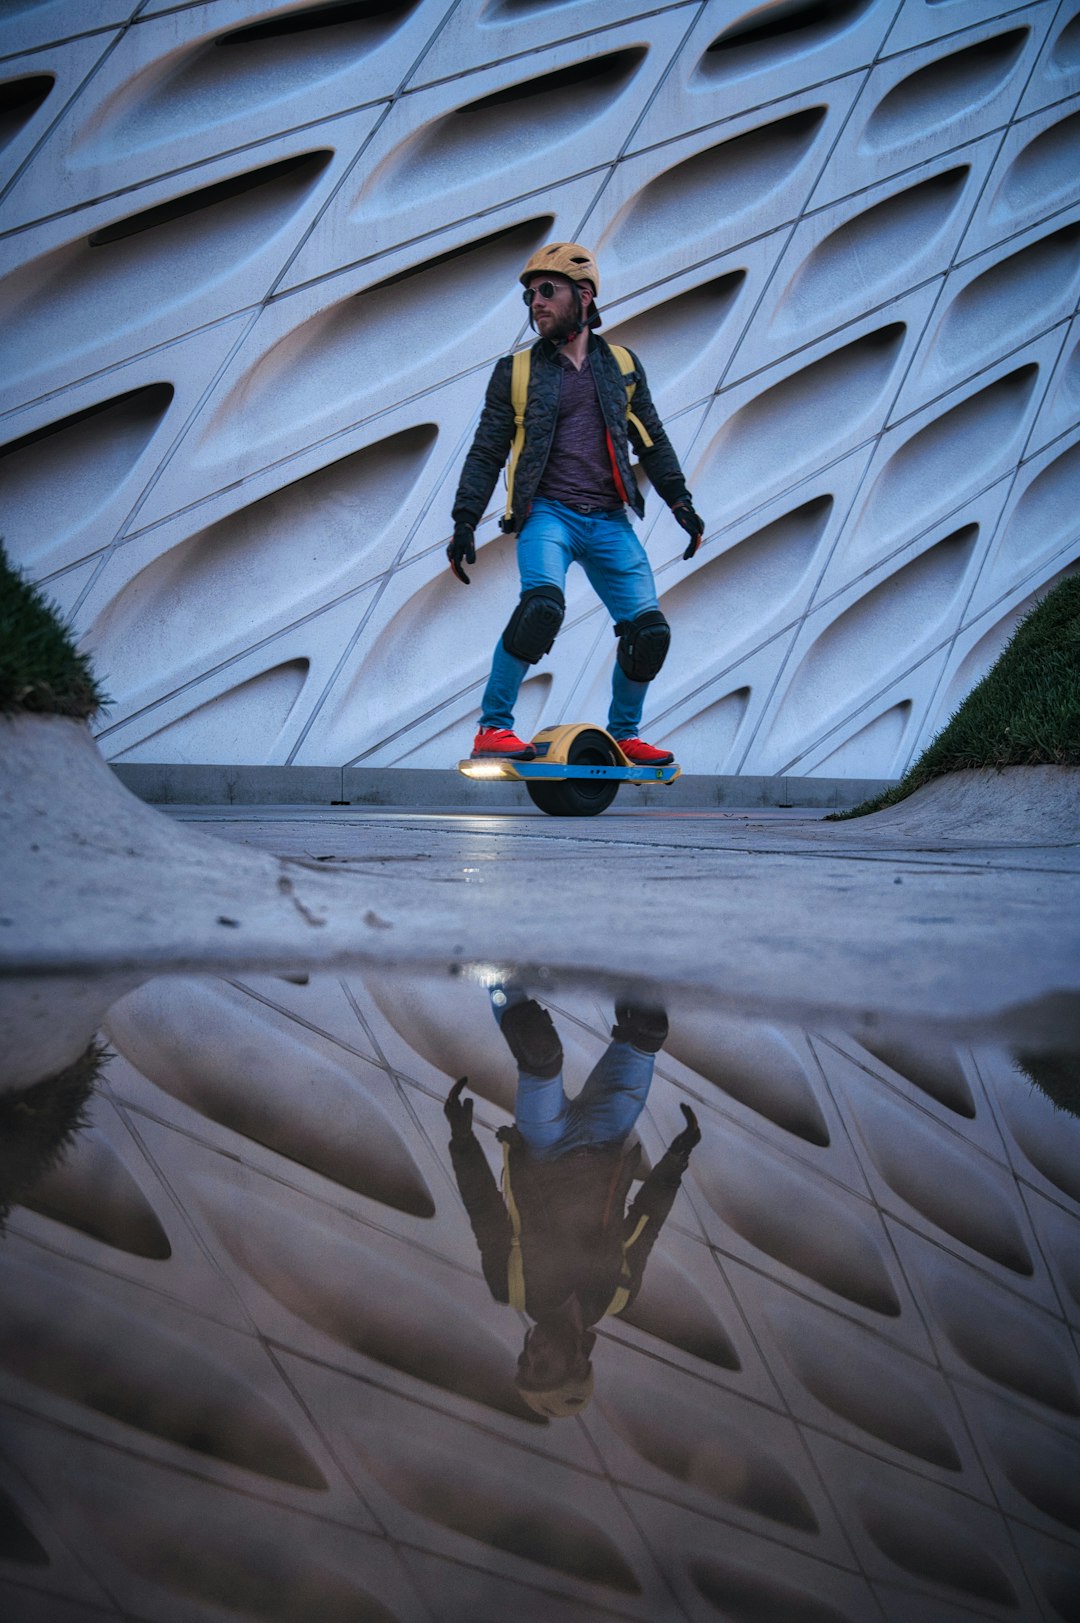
[1, 0, 1079, 778]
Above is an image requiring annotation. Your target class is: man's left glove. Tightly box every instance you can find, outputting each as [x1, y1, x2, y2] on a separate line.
[447, 521, 476, 584]
[671, 500, 705, 562]
[444, 1076, 474, 1142]
[670, 1102, 701, 1163]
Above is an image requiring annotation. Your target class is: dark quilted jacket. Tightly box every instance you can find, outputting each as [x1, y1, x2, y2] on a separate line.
[449, 1126, 689, 1324]
[452, 333, 692, 534]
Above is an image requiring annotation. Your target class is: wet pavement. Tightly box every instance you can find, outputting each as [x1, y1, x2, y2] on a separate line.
[3, 735, 1080, 1621]
[150, 792, 1080, 1034]
[3, 945, 1080, 1623]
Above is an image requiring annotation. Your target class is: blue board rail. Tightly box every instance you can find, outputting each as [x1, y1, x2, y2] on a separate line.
[458, 759, 679, 785]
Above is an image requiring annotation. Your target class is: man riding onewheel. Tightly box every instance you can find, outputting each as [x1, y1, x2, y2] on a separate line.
[446, 241, 705, 767]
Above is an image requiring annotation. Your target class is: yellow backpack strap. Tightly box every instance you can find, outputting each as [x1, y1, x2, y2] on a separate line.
[504, 349, 531, 527]
[608, 343, 653, 450]
[604, 1212, 649, 1317]
[500, 1139, 527, 1310]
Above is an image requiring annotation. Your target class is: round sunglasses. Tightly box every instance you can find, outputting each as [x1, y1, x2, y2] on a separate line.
[522, 281, 562, 305]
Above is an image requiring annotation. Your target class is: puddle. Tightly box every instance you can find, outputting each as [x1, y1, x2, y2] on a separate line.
[1, 962, 1079, 1621]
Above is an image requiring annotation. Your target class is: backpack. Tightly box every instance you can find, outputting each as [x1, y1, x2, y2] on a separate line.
[504, 343, 653, 526]
[499, 1138, 649, 1317]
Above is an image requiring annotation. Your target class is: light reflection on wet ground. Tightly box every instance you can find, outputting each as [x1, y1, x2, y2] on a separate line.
[2, 963, 1080, 1623]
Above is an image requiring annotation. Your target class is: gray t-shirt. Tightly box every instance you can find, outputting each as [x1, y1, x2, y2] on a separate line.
[535, 351, 624, 511]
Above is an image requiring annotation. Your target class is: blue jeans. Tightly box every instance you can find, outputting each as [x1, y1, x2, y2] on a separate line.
[480, 498, 660, 739]
[491, 985, 655, 1160]
[513, 1044, 656, 1160]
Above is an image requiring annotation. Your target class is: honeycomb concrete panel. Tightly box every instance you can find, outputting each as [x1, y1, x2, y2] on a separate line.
[1, 0, 1078, 781]
[811, 10, 1042, 208]
[1029, 311, 1080, 452]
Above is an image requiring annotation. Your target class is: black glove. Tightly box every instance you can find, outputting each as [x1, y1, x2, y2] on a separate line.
[444, 1076, 474, 1142]
[672, 500, 704, 561]
[447, 521, 476, 584]
[611, 1002, 669, 1054]
[670, 1102, 701, 1162]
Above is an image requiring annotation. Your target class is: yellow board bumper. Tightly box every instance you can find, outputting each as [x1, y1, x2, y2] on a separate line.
[457, 724, 680, 786]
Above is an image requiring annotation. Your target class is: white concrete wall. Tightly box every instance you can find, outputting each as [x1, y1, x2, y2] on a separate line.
[1, 0, 1078, 777]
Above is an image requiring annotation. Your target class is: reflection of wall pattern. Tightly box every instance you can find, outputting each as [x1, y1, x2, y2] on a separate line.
[1, 1, 1079, 778]
[2, 969, 1080, 1621]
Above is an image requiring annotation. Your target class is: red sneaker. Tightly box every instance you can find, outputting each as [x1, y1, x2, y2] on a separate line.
[472, 726, 536, 760]
[615, 736, 675, 766]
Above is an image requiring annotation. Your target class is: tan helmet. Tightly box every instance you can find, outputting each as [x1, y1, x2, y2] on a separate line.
[520, 242, 602, 327]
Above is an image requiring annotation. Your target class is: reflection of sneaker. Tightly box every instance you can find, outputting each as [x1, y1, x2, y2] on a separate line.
[472, 726, 536, 760]
[615, 736, 674, 766]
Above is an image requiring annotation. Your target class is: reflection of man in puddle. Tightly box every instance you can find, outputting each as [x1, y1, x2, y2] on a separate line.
[444, 987, 700, 1418]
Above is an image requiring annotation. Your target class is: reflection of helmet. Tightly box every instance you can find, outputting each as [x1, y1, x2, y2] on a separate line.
[519, 242, 602, 327]
[516, 1366, 595, 1418]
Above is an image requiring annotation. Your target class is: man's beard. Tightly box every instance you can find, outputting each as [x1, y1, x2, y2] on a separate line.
[545, 309, 580, 345]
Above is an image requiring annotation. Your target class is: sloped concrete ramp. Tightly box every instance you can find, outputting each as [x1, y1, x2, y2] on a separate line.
[832, 766, 1080, 846]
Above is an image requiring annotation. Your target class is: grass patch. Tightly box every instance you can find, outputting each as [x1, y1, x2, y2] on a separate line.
[0, 1042, 104, 1229]
[831, 574, 1080, 819]
[1015, 1050, 1080, 1120]
[0, 543, 107, 720]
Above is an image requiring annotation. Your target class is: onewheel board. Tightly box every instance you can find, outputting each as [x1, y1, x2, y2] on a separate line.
[458, 724, 679, 816]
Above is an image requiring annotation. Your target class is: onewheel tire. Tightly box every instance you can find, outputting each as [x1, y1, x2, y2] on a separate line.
[525, 729, 620, 817]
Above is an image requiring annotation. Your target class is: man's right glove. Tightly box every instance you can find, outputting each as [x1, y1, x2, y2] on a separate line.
[671, 499, 705, 562]
[444, 1076, 474, 1142]
[447, 521, 476, 584]
[670, 1102, 701, 1163]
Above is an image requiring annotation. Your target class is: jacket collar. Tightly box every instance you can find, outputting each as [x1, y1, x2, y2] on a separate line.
[537, 332, 606, 364]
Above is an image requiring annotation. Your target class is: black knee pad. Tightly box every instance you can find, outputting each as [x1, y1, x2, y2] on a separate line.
[499, 999, 564, 1079]
[611, 1003, 669, 1054]
[615, 610, 670, 682]
[502, 586, 565, 664]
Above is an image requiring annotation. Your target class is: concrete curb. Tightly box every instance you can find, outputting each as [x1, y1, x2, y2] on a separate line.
[109, 761, 896, 811]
